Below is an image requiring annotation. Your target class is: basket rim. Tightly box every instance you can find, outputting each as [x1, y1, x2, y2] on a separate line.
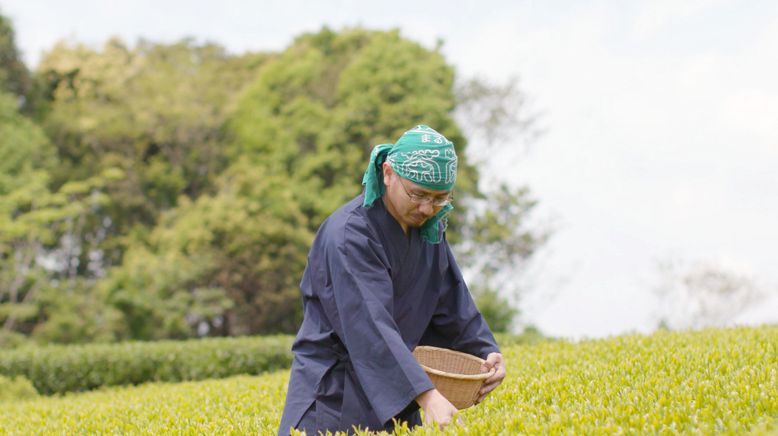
[419, 363, 496, 381]
[413, 346, 496, 381]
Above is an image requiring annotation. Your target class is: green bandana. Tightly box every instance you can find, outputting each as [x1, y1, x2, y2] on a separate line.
[361, 125, 457, 244]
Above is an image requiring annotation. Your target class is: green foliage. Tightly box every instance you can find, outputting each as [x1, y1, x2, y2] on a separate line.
[0, 335, 293, 395]
[473, 287, 518, 333]
[0, 374, 288, 434]
[1, 326, 775, 434]
[0, 329, 29, 349]
[0, 375, 39, 402]
[228, 28, 476, 232]
[0, 91, 56, 195]
[94, 27, 493, 339]
[458, 183, 547, 279]
[1, 25, 543, 343]
[455, 182, 549, 329]
[36, 38, 269, 261]
[100, 161, 312, 338]
[478, 325, 778, 435]
[0, 165, 122, 340]
[27, 280, 125, 344]
[455, 76, 538, 149]
[0, 11, 31, 100]
[0, 35, 278, 342]
[0, 331, 542, 396]
[493, 326, 548, 347]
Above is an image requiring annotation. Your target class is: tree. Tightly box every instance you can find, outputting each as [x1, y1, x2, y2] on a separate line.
[653, 260, 770, 330]
[99, 160, 311, 338]
[0, 165, 124, 344]
[35, 38, 269, 269]
[225, 28, 550, 333]
[455, 183, 549, 331]
[455, 76, 540, 153]
[2, 26, 549, 340]
[452, 76, 548, 332]
[0, 89, 56, 342]
[0, 14, 124, 344]
[0, 10, 31, 103]
[101, 27, 477, 336]
[227, 28, 479, 232]
[1, 87, 125, 345]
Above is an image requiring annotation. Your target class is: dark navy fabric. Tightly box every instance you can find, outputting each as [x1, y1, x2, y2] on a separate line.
[278, 194, 499, 435]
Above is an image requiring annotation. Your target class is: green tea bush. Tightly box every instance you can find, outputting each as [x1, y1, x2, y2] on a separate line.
[0, 335, 293, 395]
[0, 333, 531, 396]
[0, 325, 774, 434]
[493, 327, 549, 348]
[0, 374, 286, 434]
[0, 375, 39, 402]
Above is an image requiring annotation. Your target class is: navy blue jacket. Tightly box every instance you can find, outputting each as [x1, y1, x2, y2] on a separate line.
[278, 194, 499, 435]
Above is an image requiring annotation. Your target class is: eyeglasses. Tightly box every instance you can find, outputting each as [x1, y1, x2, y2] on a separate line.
[397, 177, 452, 207]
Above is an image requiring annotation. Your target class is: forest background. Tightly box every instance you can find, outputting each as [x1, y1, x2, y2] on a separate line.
[1, 10, 547, 346]
[3, 1, 777, 347]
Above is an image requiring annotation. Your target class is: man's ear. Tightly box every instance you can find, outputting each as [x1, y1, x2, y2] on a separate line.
[382, 162, 393, 187]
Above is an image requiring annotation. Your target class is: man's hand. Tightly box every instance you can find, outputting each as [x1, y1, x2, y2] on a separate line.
[415, 388, 458, 430]
[476, 352, 506, 404]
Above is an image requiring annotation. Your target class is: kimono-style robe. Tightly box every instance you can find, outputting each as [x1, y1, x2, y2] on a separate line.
[278, 194, 499, 435]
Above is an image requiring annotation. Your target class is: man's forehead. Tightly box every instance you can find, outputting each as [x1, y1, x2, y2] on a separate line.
[404, 178, 451, 196]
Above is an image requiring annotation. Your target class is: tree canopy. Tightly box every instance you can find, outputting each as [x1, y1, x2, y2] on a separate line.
[0, 18, 546, 345]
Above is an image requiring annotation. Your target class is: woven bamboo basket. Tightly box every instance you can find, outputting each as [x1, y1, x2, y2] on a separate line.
[412, 346, 495, 409]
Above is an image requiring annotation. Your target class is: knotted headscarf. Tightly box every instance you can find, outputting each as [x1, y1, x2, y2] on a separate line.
[362, 125, 457, 244]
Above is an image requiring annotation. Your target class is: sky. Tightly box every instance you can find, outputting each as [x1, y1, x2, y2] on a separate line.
[2, 0, 777, 339]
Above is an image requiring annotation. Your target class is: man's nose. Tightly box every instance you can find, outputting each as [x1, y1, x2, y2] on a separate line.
[419, 201, 434, 216]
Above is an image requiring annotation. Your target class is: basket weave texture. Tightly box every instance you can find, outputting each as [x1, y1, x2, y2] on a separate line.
[412, 346, 495, 409]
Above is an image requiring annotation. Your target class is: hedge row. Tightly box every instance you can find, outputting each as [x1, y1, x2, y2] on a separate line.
[0, 331, 543, 396]
[0, 335, 294, 395]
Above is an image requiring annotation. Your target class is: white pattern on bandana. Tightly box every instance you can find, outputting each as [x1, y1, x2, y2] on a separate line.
[387, 149, 457, 185]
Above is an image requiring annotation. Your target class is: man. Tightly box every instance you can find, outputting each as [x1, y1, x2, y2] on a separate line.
[278, 125, 506, 435]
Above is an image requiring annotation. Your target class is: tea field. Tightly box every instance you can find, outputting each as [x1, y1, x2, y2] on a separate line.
[0, 325, 775, 435]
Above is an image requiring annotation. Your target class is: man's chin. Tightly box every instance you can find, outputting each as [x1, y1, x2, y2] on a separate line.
[409, 216, 430, 227]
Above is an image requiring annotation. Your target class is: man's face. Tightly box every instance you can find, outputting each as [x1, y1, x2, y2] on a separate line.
[382, 163, 450, 230]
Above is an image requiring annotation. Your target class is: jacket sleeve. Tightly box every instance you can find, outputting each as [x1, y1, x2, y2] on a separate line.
[322, 215, 434, 426]
[420, 240, 501, 359]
